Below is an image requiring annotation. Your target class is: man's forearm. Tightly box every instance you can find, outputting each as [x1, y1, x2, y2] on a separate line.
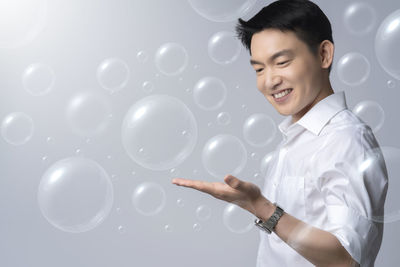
[252, 196, 359, 267]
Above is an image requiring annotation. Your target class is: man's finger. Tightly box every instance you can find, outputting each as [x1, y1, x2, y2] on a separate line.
[172, 178, 214, 194]
[224, 175, 245, 191]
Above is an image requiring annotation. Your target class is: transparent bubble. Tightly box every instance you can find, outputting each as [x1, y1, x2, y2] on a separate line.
[241, 104, 248, 112]
[142, 81, 154, 93]
[193, 76, 227, 111]
[118, 225, 126, 234]
[223, 203, 253, 234]
[46, 136, 54, 145]
[75, 148, 83, 156]
[344, 2, 376, 35]
[65, 91, 112, 137]
[193, 223, 202, 232]
[37, 157, 113, 233]
[42, 155, 49, 163]
[164, 224, 172, 232]
[97, 57, 130, 93]
[136, 50, 149, 63]
[1, 112, 34, 145]
[196, 205, 212, 221]
[250, 152, 259, 161]
[121, 94, 197, 171]
[260, 151, 276, 177]
[208, 31, 241, 65]
[216, 112, 231, 126]
[116, 207, 122, 214]
[132, 182, 166, 216]
[243, 113, 276, 147]
[0, 0, 47, 48]
[188, 0, 257, 22]
[155, 43, 188, 76]
[352, 100, 385, 133]
[177, 198, 185, 208]
[375, 9, 400, 80]
[22, 63, 55, 96]
[387, 80, 396, 88]
[202, 134, 247, 179]
[337, 52, 370, 86]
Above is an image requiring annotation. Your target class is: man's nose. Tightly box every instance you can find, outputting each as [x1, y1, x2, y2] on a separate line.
[264, 70, 283, 92]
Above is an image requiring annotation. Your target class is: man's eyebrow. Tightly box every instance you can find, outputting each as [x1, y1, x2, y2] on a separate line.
[250, 49, 294, 65]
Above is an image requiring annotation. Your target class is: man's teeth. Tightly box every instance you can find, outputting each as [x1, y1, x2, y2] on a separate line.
[273, 89, 292, 99]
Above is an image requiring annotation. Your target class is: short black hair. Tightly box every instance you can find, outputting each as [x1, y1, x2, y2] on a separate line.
[235, 0, 334, 73]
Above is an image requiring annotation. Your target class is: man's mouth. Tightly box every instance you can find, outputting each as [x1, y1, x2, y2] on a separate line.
[272, 88, 293, 99]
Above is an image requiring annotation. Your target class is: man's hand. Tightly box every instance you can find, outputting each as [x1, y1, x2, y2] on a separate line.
[171, 174, 270, 215]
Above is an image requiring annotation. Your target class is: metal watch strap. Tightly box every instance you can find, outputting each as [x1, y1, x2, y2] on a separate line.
[254, 202, 284, 234]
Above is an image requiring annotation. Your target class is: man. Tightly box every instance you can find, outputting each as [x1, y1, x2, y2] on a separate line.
[172, 0, 388, 266]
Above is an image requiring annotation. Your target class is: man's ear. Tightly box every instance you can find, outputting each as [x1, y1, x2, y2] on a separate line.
[319, 40, 334, 70]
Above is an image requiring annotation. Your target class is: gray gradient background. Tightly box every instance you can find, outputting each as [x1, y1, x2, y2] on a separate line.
[1, 0, 399, 266]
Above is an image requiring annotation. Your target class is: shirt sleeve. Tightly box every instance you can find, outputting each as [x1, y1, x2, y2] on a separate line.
[312, 126, 388, 264]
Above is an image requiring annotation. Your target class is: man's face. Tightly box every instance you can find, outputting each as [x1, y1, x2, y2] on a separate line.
[250, 29, 324, 123]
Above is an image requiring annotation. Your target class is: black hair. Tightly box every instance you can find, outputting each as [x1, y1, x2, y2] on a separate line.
[235, 0, 334, 73]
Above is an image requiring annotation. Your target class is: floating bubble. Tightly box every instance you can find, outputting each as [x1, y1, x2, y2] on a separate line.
[142, 81, 154, 93]
[46, 136, 54, 144]
[121, 94, 197, 171]
[344, 2, 376, 35]
[337, 52, 370, 86]
[37, 157, 113, 233]
[202, 134, 247, 179]
[1, 112, 34, 145]
[188, 0, 257, 22]
[208, 31, 241, 65]
[132, 182, 166, 216]
[136, 50, 149, 63]
[22, 63, 55, 96]
[193, 76, 227, 111]
[223, 203, 253, 234]
[260, 151, 276, 177]
[118, 225, 126, 234]
[164, 224, 172, 232]
[97, 57, 130, 93]
[65, 91, 112, 137]
[243, 113, 276, 147]
[216, 112, 231, 126]
[196, 205, 212, 221]
[193, 223, 202, 232]
[155, 43, 188, 76]
[250, 152, 259, 161]
[375, 9, 400, 80]
[177, 198, 185, 208]
[387, 80, 395, 88]
[352, 100, 385, 133]
[0, 0, 47, 48]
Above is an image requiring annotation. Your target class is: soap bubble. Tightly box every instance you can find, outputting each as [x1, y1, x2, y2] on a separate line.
[337, 52, 370, 86]
[193, 76, 227, 111]
[0, 0, 47, 48]
[188, 0, 257, 22]
[352, 100, 385, 133]
[37, 157, 113, 233]
[121, 94, 197, 171]
[132, 182, 166, 216]
[196, 205, 212, 221]
[142, 81, 154, 93]
[208, 31, 241, 65]
[344, 2, 376, 35]
[387, 80, 396, 89]
[243, 113, 276, 147]
[202, 134, 247, 179]
[65, 91, 112, 137]
[176, 198, 185, 208]
[155, 43, 188, 76]
[193, 223, 202, 232]
[223, 203, 253, 234]
[97, 57, 130, 93]
[164, 224, 172, 232]
[1, 112, 34, 145]
[216, 112, 231, 126]
[136, 50, 149, 63]
[22, 63, 55, 96]
[375, 9, 400, 80]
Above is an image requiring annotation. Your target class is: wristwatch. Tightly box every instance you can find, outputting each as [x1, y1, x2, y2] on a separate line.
[254, 202, 284, 234]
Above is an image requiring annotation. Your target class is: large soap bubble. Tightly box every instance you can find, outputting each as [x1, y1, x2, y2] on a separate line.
[188, 0, 257, 22]
[375, 9, 400, 80]
[0, 0, 47, 48]
[121, 94, 197, 171]
[223, 203, 254, 234]
[1, 112, 34, 145]
[208, 31, 241, 65]
[336, 52, 370, 86]
[202, 134, 247, 179]
[37, 157, 113, 233]
[155, 43, 188, 76]
[132, 182, 166, 216]
[97, 57, 130, 93]
[193, 76, 227, 111]
[243, 113, 276, 147]
[352, 100, 385, 133]
[344, 2, 376, 35]
[22, 63, 55, 96]
[65, 91, 112, 137]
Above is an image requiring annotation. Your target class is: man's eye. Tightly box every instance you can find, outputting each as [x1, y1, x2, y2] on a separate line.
[256, 68, 264, 73]
[278, 60, 289, 65]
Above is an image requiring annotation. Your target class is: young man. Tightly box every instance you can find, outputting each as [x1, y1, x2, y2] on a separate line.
[172, 0, 388, 266]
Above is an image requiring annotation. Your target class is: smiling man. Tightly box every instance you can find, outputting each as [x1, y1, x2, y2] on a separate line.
[172, 0, 388, 266]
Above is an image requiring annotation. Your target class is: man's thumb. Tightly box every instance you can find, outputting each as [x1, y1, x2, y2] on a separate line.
[224, 175, 242, 190]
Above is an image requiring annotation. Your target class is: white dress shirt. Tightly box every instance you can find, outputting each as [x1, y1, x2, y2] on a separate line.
[256, 91, 388, 267]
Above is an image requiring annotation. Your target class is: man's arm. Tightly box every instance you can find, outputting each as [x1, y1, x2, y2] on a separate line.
[172, 175, 360, 267]
[254, 196, 360, 267]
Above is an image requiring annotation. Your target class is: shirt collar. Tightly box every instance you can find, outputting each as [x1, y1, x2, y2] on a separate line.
[278, 91, 348, 137]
